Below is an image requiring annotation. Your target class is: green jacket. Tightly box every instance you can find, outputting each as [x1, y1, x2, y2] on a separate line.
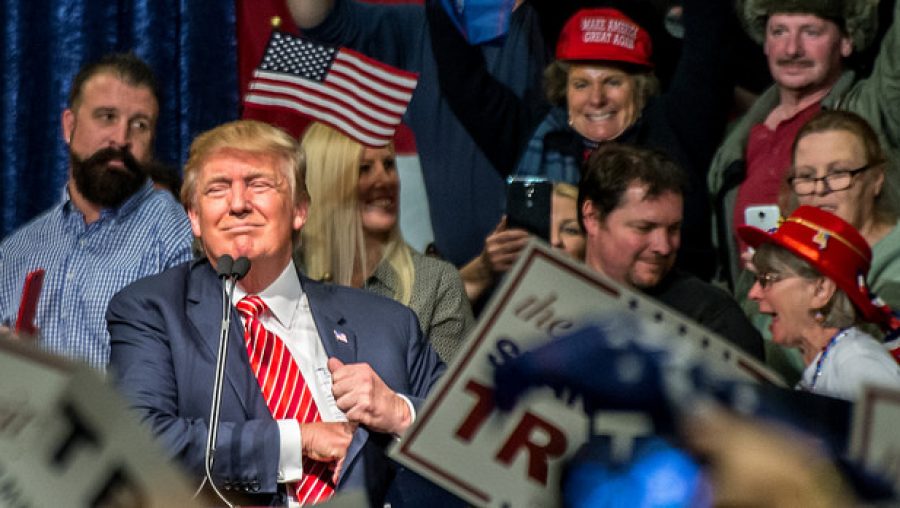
[871, 221, 900, 308]
[366, 247, 474, 363]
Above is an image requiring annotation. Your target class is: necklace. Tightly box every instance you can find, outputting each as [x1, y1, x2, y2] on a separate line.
[807, 328, 850, 390]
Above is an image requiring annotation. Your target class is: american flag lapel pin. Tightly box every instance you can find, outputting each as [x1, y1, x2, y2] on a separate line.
[333, 330, 348, 343]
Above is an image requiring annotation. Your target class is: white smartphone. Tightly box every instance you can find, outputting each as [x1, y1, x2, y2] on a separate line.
[744, 204, 781, 232]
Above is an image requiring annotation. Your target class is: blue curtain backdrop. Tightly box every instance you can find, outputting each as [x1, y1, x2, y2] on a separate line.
[0, 0, 239, 238]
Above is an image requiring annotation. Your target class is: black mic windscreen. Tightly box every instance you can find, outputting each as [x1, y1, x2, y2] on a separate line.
[216, 255, 234, 279]
[232, 257, 251, 280]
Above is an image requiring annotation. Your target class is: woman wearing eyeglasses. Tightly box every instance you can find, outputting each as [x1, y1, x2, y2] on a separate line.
[737, 111, 900, 383]
[780, 111, 900, 379]
[739, 206, 900, 401]
[788, 110, 900, 307]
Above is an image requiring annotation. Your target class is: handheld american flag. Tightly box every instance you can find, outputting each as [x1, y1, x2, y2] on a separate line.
[243, 31, 418, 147]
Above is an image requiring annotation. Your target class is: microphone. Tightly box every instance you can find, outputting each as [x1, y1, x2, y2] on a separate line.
[232, 256, 250, 280]
[200, 255, 251, 507]
[216, 254, 234, 279]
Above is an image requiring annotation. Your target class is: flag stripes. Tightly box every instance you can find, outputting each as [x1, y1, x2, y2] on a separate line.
[243, 31, 418, 147]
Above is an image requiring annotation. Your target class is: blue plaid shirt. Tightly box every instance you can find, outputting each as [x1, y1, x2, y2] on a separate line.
[0, 181, 193, 370]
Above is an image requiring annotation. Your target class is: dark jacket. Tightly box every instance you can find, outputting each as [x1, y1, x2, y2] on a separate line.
[643, 268, 765, 361]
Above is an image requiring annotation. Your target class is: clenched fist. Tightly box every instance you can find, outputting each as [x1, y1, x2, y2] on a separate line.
[300, 421, 355, 462]
[328, 357, 412, 435]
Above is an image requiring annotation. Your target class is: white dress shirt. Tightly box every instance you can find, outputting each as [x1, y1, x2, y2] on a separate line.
[233, 261, 346, 488]
[234, 260, 416, 505]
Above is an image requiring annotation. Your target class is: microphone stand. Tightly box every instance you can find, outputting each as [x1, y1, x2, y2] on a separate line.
[197, 255, 248, 507]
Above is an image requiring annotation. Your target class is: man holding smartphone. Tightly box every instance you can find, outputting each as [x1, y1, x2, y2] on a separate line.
[0, 53, 193, 370]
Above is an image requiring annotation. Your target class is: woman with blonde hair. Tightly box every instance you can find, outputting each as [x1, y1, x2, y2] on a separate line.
[300, 122, 473, 362]
[739, 110, 900, 383]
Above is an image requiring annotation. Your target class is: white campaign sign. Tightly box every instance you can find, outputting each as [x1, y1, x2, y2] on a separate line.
[0, 336, 198, 507]
[392, 242, 782, 507]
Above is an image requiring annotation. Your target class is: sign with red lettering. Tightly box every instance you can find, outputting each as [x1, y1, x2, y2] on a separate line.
[392, 242, 781, 507]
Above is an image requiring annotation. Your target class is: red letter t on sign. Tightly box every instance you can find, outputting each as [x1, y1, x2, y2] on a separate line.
[495, 412, 567, 485]
[454, 380, 495, 442]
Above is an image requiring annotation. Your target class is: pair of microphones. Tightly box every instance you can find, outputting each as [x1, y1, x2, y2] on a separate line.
[201, 255, 251, 507]
[215, 254, 251, 281]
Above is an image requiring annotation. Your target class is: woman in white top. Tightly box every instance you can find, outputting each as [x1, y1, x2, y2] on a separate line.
[740, 205, 900, 401]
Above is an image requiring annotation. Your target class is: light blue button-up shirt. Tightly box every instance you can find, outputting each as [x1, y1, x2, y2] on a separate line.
[0, 181, 193, 370]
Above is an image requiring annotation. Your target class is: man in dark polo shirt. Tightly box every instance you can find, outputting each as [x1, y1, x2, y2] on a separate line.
[579, 143, 764, 360]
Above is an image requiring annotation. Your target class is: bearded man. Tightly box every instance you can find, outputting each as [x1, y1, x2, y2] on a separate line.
[0, 53, 193, 370]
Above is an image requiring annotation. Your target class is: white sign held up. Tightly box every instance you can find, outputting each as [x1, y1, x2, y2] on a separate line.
[392, 242, 781, 507]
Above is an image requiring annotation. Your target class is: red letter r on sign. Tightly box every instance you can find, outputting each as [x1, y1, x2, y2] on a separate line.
[495, 412, 567, 485]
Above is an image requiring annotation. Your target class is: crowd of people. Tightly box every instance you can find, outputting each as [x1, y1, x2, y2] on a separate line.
[2, 0, 900, 505]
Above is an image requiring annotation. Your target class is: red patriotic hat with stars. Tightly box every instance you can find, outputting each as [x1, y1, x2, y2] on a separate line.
[738, 205, 887, 324]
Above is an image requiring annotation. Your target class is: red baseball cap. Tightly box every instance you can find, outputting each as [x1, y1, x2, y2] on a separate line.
[738, 205, 886, 324]
[556, 8, 653, 68]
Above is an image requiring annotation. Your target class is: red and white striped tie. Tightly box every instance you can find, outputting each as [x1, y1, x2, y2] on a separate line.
[237, 295, 335, 505]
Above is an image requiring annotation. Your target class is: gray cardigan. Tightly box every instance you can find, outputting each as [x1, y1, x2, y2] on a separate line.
[366, 248, 474, 363]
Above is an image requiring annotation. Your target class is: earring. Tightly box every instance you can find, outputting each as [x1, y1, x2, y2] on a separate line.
[567, 116, 574, 127]
[814, 310, 825, 323]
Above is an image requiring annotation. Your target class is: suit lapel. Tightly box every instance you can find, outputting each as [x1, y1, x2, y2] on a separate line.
[187, 265, 368, 482]
[301, 276, 365, 484]
[302, 276, 358, 364]
[185, 260, 261, 416]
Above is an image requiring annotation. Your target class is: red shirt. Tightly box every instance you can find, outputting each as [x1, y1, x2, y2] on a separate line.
[733, 101, 822, 256]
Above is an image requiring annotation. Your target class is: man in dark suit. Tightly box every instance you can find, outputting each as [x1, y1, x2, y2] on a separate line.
[106, 120, 444, 506]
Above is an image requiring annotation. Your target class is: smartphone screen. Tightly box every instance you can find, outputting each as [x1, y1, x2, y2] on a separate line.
[506, 177, 552, 241]
[15, 269, 45, 336]
[743, 205, 781, 232]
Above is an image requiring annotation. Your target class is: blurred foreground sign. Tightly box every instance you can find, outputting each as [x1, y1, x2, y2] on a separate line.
[0, 336, 198, 507]
[851, 384, 900, 490]
[391, 242, 781, 507]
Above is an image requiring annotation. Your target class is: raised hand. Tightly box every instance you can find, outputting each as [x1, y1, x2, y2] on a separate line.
[481, 216, 531, 274]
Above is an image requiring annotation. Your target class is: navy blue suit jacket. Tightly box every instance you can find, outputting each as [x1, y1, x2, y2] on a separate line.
[107, 259, 444, 505]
